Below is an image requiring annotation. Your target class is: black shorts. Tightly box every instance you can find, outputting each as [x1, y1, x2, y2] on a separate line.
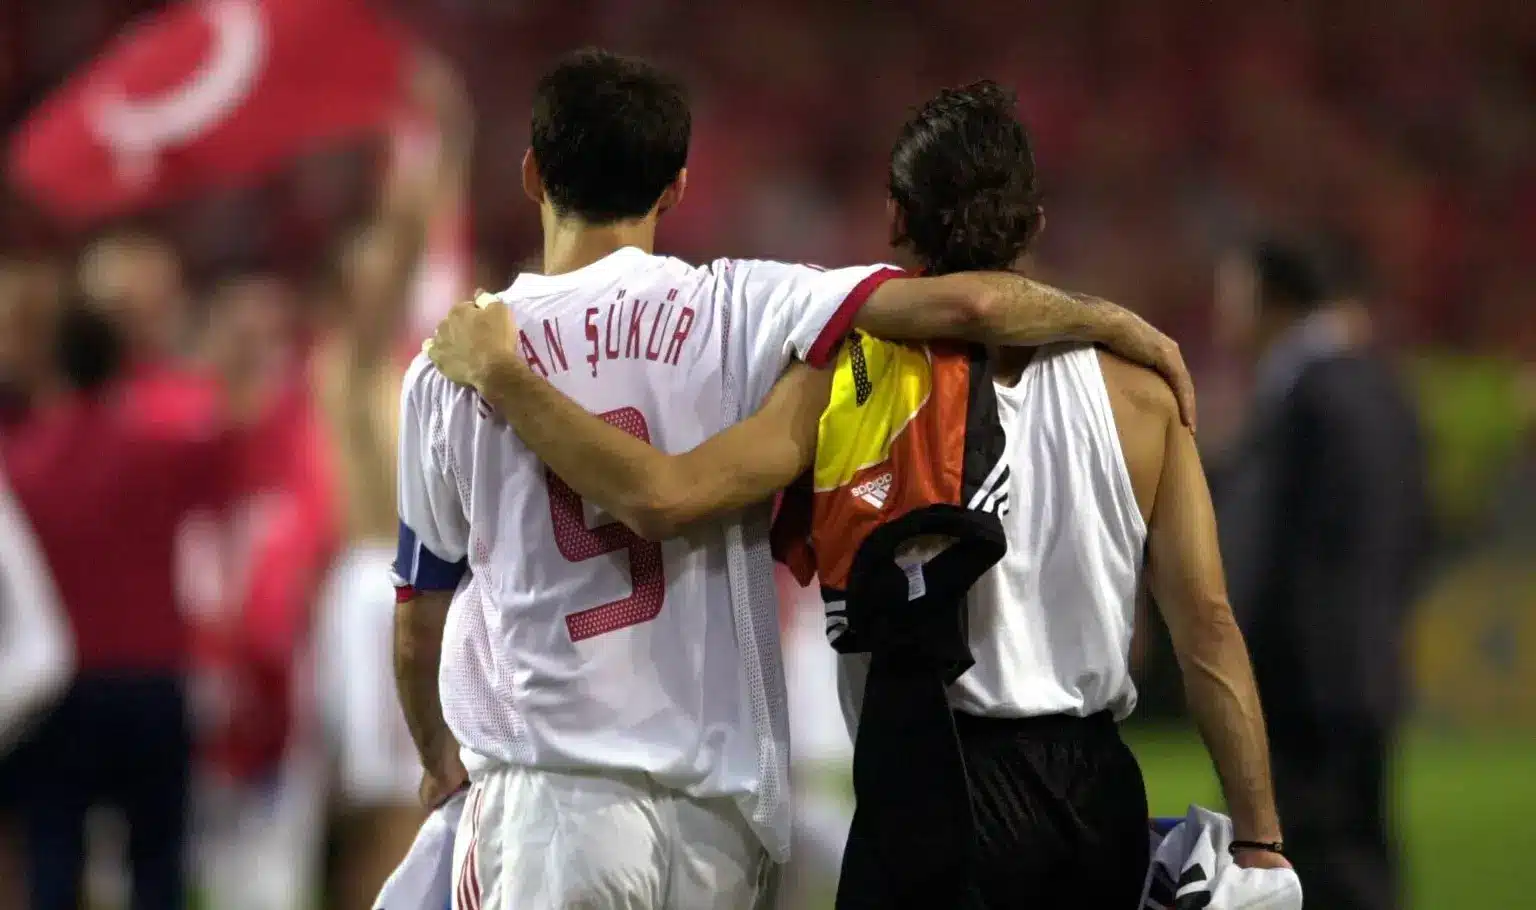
[956, 710, 1150, 909]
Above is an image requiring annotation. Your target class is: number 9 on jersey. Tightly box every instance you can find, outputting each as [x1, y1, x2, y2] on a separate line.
[545, 407, 666, 641]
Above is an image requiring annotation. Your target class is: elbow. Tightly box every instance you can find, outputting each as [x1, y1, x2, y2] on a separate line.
[1176, 601, 1248, 660]
[627, 515, 680, 542]
[946, 279, 1002, 340]
[625, 494, 689, 542]
[392, 617, 431, 666]
[394, 594, 450, 660]
[1163, 591, 1242, 648]
[617, 469, 699, 542]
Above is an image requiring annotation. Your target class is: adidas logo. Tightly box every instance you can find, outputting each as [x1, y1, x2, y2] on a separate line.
[851, 472, 894, 509]
[967, 462, 1012, 519]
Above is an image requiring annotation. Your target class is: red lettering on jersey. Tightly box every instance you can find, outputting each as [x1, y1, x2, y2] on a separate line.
[542, 318, 568, 374]
[583, 307, 601, 377]
[518, 330, 548, 378]
[645, 303, 669, 361]
[663, 307, 695, 366]
[625, 301, 648, 359]
[603, 303, 622, 360]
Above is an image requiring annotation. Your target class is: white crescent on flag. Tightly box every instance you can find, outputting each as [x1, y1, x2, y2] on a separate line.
[90, 0, 269, 186]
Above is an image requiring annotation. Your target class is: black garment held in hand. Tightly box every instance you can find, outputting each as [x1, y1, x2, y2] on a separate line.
[834, 507, 1007, 910]
[767, 339, 1013, 908]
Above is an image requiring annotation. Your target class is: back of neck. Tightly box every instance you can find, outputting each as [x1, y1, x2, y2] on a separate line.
[541, 217, 657, 276]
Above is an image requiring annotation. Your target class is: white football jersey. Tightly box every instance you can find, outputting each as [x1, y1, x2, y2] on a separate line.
[950, 345, 1146, 721]
[835, 346, 1147, 739]
[394, 246, 899, 859]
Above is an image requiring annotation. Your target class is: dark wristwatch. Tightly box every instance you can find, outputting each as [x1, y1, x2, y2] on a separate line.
[1228, 839, 1285, 856]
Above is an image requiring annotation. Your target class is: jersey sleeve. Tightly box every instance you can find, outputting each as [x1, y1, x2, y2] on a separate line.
[727, 260, 904, 371]
[392, 356, 470, 597]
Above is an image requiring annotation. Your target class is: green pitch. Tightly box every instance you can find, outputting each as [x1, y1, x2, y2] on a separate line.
[203, 726, 1532, 909]
[1126, 725, 1536, 909]
[793, 725, 1535, 909]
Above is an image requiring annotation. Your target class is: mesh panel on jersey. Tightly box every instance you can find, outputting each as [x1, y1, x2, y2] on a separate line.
[433, 408, 532, 765]
[718, 289, 793, 860]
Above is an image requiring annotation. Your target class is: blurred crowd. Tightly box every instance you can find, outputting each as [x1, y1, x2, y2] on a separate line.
[0, 0, 1532, 908]
[4, 0, 1535, 356]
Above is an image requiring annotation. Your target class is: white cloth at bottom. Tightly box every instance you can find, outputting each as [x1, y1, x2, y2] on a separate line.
[316, 543, 423, 804]
[1142, 805, 1304, 910]
[194, 755, 327, 910]
[374, 790, 467, 910]
[193, 637, 326, 910]
[452, 763, 777, 909]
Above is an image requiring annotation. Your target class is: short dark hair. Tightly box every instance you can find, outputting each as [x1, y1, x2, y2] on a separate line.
[530, 49, 690, 224]
[888, 81, 1042, 275]
[1251, 239, 1326, 312]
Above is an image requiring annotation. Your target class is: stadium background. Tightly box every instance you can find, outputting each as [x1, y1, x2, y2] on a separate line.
[1, 0, 1534, 907]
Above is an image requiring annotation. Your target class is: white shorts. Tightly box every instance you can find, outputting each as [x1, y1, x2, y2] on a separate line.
[453, 765, 777, 910]
[315, 544, 423, 805]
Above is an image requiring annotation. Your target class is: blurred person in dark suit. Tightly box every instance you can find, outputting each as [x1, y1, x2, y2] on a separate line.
[3, 243, 238, 910]
[1212, 238, 1431, 910]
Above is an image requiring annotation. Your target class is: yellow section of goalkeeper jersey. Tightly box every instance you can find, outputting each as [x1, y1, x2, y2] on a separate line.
[812, 332, 933, 492]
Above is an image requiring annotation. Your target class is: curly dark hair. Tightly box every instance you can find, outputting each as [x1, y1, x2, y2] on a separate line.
[888, 81, 1043, 275]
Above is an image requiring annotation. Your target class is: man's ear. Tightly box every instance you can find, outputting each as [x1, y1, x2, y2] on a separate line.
[1024, 207, 1046, 249]
[521, 149, 544, 205]
[886, 197, 906, 247]
[656, 169, 688, 216]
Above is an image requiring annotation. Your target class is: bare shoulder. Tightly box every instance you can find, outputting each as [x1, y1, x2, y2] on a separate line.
[1096, 349, 1174, 518]
[1095, 348, 1178, 419]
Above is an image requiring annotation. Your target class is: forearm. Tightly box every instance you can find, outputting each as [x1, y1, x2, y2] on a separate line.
[475, 360, 683, 536]
[859, 273, 1138, 348]
[1173, 612, 1282, 842]
[969, 275, 1153, 352]
[474, 357, 823, 539]
[393, 593, 455, 772]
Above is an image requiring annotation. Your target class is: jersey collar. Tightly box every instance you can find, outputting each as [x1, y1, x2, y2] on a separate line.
[507, 246, 650, 296]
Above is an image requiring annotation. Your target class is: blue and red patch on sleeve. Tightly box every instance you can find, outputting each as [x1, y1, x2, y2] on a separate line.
[393, 521, 468, 601]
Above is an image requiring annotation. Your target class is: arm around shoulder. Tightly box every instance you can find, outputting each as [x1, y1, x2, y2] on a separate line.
[854, 272, 1125, 345]
[854, 273, 1196, 426]
[466, 345, 829, 543]
[624, 362, 832, 540]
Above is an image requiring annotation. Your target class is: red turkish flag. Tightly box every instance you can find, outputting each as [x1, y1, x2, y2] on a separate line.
[8, 0, 408, 228]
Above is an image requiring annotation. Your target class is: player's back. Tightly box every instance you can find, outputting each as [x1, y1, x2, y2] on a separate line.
[411, 247, 748, 796]
[948, 344, 1156, 723]
[398, 246, 899, 857]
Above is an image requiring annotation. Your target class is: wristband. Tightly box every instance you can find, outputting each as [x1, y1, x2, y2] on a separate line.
[1228, 839, 1285, 856]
